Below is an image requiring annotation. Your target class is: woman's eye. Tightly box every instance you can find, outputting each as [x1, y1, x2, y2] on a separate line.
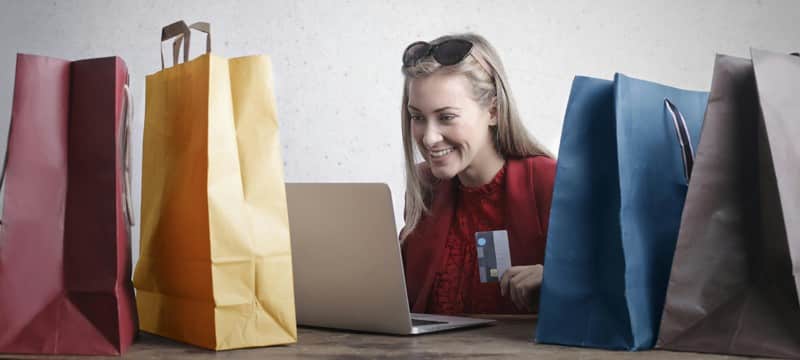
[410, 115, 425, 123]
[440, 114, 456, 122]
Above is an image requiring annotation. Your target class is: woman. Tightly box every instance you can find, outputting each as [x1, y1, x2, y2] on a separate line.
[399, 33, 556, 315]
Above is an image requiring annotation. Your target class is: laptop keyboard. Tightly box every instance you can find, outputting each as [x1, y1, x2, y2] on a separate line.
[412, 319, 447, 326]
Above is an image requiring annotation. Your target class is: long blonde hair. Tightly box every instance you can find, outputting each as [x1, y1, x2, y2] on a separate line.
[400, 33, 553, 241]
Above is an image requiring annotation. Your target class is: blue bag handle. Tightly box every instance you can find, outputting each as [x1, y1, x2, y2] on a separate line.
[664, 99, 695, 182]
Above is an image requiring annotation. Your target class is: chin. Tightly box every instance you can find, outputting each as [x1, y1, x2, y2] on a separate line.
[428, 163, 459, 180]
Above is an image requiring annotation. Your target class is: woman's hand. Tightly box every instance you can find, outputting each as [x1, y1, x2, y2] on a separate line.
[500, 265, 543, 311]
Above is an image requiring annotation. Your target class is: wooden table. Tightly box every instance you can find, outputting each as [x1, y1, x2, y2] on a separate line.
[0, 316, 762, 359]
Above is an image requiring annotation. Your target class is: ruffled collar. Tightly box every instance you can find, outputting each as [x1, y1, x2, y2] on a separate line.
[457, 163, 506, 195]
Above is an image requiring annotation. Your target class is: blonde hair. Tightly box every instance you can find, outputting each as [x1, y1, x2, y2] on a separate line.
[400, 33, 553, 241]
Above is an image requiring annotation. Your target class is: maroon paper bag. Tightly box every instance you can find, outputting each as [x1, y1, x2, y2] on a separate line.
[0, 54, 137, 355]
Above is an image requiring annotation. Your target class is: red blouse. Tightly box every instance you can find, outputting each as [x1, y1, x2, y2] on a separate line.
[428, 166, 527, 314]
[402, 156, 556, 314]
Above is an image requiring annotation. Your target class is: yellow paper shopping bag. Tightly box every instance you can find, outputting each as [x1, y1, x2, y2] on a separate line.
[134, 21, 297, 350]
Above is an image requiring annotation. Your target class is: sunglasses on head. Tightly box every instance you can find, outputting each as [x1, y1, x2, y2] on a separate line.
[402, 39, 474, 67]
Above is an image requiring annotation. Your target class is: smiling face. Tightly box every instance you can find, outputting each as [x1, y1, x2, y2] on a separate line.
[407, 72, 498, 181]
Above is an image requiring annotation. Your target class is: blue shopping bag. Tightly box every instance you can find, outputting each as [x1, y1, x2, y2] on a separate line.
[535, 74, 708, 350]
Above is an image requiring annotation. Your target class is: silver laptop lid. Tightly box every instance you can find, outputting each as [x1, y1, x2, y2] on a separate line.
[286, 183, 413, 334]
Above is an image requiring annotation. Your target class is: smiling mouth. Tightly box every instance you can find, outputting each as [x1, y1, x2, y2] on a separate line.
[429, 148, 454, 158]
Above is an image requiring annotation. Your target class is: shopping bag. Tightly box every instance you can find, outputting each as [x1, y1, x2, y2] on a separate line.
[133, 20, 297, 350]
[657, 49, 800, 358]
[0, 53, 137, 355]
[535, 73, 707, 350]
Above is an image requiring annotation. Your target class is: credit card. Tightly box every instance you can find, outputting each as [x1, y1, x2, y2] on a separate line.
[475, 230, 511, 283]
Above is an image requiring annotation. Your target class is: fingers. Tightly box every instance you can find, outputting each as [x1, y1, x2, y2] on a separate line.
[500, 271, 510, 297]
[513, 280, 528, 310]
[513, 286, 525, 310]
[510, 268, 534, 311]
[501, 266, 540, 311]
[508, 278, 520, 309]
[516, 265, 544, 291]
[500, 266, 520, 297]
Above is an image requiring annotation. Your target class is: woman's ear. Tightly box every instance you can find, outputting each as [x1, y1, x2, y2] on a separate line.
[488, 96, 498, 126]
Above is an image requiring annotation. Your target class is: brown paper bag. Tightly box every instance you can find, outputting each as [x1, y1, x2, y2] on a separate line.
[657, 49, 800, 358]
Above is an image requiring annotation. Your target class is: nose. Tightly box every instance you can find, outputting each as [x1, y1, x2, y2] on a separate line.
[422, 121, 443, 149]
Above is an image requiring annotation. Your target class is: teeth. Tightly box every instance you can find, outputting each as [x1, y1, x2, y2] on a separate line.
[430, 148, 453, 158]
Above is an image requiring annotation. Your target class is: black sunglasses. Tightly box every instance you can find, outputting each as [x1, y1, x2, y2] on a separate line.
[402, 39, 474, 67]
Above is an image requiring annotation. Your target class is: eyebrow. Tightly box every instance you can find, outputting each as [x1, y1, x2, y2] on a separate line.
[407, 105, 461, 113]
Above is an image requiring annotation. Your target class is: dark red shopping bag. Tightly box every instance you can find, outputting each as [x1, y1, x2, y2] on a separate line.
[0, 54, 137, 355]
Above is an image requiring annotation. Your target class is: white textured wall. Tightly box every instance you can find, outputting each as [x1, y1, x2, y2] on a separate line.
[0, 0, 797, 265]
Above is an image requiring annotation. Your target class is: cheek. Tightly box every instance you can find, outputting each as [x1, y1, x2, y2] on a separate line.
[410, 122, 425, 142]
[447, 123, 478, 147]
[466, 116, 494, 143]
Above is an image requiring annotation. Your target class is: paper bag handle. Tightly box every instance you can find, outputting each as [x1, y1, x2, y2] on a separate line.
[189, 22, 211, 54]
[120, 83, 135, 227]
[171, 22, 211, 63]
[160, 20, 190, 69]
[0, 114, 14, 226]
[664, 99, 695, 182]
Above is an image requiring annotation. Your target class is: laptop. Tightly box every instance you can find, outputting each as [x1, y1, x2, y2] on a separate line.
[286, 183, 495, 335]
